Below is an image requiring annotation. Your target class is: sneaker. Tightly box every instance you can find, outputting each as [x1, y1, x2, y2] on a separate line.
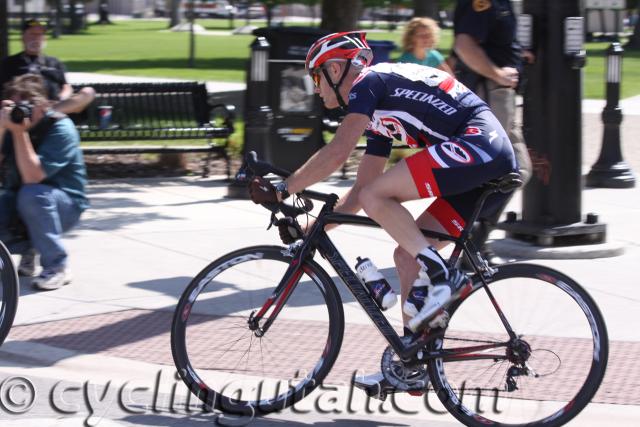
[32, 268, 71, 291]
[18, 250, 37, 277]
[404, 269, 473, 333]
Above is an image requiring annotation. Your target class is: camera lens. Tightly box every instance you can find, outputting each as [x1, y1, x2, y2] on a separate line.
[10, 103, 33, 124]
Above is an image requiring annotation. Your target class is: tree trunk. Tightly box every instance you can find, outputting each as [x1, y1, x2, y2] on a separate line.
[626, 5, 640, 49]
[69, 0, 82, 34]
[321, 0, 361, 32]
[98, 0, 112, 25]
[266, 5, 273, 27]
[413, 0, 439, 19]
[52, 0, 63, 39]
[169, 0, 181, 28]
[0, 0, 8, 59]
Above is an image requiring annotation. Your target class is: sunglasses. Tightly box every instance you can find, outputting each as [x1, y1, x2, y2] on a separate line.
[311, 68, 323, 88]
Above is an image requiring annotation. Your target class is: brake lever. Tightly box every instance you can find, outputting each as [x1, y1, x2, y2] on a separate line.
[267, 212, 277, 230]
[235, 160, 252, 182]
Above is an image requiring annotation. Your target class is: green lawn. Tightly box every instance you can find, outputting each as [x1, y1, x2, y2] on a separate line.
[7, 19, 640, 98]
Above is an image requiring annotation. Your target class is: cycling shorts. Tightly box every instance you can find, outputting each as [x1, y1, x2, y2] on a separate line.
[405, 110, 518, 237]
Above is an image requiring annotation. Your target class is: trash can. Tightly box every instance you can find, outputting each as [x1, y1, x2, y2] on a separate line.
[368, 40, 398, 65]
[245, 27, 330, 172]
[253, 26, 328, 60]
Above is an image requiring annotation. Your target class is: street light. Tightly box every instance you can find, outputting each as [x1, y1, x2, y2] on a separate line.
[586, 42, 636, 188]
[250, 37, 270, 83]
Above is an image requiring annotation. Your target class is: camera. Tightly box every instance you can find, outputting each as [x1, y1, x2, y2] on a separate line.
[10, 102, 34, 124]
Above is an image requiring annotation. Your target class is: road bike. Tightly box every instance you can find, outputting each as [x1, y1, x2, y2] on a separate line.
[171, 153, 608, 426]
[0, 240, 19, 347]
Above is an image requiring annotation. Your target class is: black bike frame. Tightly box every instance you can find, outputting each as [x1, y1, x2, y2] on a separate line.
[251, 187, 518, 362]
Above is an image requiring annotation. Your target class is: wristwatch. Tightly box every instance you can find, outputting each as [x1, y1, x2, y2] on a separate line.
[275, 181, 290, 200]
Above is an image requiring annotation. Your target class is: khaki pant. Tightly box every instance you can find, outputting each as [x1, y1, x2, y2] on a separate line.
[476, 81, 532, 184]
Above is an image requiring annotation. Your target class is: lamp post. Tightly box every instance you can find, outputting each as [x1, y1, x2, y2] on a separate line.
[586, 42, 636, 188]
[243, 37, 272, 161]
[188, 0, 195, 68]
[227, 37, 273, 198]
[499, 0, 606, 247]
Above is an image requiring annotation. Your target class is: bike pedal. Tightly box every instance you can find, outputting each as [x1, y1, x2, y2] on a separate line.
[355, 384, 388, 401]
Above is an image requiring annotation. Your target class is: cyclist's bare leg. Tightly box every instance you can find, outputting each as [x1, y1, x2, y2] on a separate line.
[358, 159, 432, 258]
[393, 210, 449, 325]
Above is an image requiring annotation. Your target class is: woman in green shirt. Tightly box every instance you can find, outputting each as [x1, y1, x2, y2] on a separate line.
[398, 17, 453, 75]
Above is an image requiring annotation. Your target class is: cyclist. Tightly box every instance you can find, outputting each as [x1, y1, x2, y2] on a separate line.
[249, 31, 518, 392]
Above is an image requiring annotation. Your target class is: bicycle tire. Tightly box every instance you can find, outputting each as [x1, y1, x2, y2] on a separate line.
[0, 241, 19, 347]
[428, 263, 608, 427]
[171, 245, 345, 415]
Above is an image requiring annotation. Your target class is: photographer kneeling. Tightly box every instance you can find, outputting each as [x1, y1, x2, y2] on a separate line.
[0, 74, 88, 290]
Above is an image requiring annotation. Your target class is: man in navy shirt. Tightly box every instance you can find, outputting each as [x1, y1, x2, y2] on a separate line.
[0, 19, 95, 115]
[0, 74, 88, 291]
[249, 32, 518, 395]
[453, 0, 532, 261]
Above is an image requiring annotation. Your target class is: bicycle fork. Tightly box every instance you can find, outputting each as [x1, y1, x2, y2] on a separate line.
[248, 257, 306, 336]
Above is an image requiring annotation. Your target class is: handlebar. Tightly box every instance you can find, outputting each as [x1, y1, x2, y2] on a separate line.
[238, 151, 341, 218]
[243, 151, 291, 179]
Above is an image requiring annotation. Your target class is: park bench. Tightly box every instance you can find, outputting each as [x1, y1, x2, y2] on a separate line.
[72, 82, 236, 178]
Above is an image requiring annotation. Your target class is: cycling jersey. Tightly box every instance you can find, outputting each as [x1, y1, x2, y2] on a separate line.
[347, 62, 490, 156]
[346, 62, 517, 236]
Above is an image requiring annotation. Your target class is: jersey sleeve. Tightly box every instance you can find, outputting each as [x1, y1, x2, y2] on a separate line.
[454, 0, 492, 43]
[364, 130, 393, 158]
[347, 70, 387, 119]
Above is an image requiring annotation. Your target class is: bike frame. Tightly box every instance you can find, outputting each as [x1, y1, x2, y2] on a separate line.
[249, 186, 519, 363]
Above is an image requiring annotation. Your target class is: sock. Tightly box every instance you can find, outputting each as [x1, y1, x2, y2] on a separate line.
[416, 246, 449, 283]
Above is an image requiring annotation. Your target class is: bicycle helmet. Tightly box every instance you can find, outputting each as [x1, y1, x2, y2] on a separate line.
[306, 31, 373, 110]
[305, 31, 373, 74]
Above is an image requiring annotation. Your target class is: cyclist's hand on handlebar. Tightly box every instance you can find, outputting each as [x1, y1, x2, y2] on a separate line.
[249, 177, 278, 204]
[276, 217, 303, 244]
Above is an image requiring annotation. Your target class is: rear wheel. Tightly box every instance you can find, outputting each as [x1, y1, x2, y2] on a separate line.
[171, 245, 344, 415]
[428, 263, 608, 427]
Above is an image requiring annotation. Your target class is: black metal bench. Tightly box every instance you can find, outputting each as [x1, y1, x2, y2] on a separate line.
[72, 82, 236, 178]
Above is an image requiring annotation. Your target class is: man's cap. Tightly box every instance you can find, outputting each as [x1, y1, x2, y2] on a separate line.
[22, 19, 47, 33]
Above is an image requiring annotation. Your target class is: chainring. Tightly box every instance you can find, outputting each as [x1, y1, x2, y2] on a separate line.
[381, 337, 429, 390]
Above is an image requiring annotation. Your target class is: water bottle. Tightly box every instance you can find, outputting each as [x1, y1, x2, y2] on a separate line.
[355, 257, 398, 310]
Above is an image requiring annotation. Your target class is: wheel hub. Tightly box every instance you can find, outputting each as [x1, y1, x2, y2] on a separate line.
[506, 338, 532, 364]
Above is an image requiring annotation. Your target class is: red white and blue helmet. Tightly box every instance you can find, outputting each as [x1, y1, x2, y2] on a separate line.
[305, 31, 373, 75]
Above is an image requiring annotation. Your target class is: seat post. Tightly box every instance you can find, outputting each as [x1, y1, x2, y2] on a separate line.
[459, 187, 496, 243]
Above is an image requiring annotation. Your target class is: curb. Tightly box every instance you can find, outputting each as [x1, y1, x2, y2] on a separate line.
[490, 238, 626, 260]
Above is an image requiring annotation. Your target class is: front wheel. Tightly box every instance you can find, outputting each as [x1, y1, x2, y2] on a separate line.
[171, 245, 344, 415]
[0, 241, 19, 347]
[428, 263, 608, 427]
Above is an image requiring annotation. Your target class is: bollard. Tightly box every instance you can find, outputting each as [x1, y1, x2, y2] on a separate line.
[586, 42, 636, 188]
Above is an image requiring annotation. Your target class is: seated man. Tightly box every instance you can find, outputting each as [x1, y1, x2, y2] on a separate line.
[0, 19, 95, 116]
[249, 32, 518, 393]
[0, 74, 89, 290]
